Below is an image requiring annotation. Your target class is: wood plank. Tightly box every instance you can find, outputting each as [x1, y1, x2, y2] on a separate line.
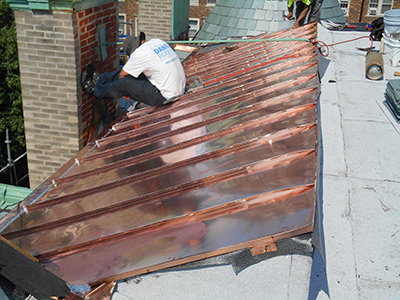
[0, 236, 70, 299]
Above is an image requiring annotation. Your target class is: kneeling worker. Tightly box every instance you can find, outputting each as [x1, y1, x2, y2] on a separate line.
[83, 34, 186, 106]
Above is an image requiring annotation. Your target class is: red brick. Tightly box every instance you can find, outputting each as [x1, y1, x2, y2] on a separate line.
[88, 36, 96, 44]
[85, 8, 93, 16]
[80, 32, 89, 40]
[82, 58, 89, 67]
[79, 18, 88, 26]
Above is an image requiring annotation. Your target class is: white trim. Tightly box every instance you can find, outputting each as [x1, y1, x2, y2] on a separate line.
[189, 18, 200, 40]
[190, 0, 199, 6]
[338, 0, 350, 16]
[119, 14, 127, 35]
[135, 15, 139, 37]
[206, 0, 218, 6]
[368, 0, 393, 16]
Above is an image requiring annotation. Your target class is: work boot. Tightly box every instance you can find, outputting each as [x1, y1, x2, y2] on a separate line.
[82, 63, 100, 96]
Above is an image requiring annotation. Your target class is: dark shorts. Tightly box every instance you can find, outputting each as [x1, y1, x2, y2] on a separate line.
[93, 70, 167, 106]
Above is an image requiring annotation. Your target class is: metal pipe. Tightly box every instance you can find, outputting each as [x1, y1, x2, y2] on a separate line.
[13, 152, 26, 163]
[104, 38, 311, 46]
[366, 51, 384, 80]
[5, 129, 13, 185]
[0, 165, 9, 174]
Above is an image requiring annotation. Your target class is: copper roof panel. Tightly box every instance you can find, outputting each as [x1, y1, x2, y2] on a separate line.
[0, 24, 319, 287]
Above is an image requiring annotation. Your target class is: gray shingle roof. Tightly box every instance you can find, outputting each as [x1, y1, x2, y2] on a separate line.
[195, 0, 292, 40]
[320, 0, 347, 23]
[194, 0, 346, 40]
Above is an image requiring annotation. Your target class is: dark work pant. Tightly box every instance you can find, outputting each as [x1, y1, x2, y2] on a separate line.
[93, 70, 167, 106]
[308, 0, 322, 23]
[295, 2, 307, 26]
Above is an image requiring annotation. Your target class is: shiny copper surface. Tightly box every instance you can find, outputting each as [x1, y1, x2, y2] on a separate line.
[0, 24, 319, 286]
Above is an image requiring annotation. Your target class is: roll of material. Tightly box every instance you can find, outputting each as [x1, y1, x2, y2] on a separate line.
[366, 51, 384, 80]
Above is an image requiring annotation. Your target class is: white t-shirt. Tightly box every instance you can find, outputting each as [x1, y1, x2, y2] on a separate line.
[123, 39, 186, 100]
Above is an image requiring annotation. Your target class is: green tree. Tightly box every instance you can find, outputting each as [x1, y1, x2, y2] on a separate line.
[0, 0, 25, 170]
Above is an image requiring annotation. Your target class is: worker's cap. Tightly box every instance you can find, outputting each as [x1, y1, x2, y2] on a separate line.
[123, 36, 140, 56]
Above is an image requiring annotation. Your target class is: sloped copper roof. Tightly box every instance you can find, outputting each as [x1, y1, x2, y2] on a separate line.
[0, 24, 319, 287]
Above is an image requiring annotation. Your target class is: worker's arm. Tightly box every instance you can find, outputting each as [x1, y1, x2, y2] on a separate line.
[119, 69, 130, 79]
[287, 4, 294, 20]
[293, 4, 310, 28]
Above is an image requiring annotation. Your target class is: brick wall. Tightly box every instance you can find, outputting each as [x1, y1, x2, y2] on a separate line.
[119, 0, 139, 34]
[347, 0, 400, 23]
[190, 0, 214, 27]
[77, 3, 119, 146]
[139, 0, 172, 40]
[14, 4, 119, 189]
[119, 0, 215, 40]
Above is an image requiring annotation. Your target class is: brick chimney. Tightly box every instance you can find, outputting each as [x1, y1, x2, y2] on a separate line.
[7, 0, 120, 188]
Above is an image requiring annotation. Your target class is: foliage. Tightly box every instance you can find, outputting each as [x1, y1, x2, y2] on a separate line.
[0, 0, 25, 170]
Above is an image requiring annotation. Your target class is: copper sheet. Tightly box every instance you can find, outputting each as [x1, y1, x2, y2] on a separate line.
[0, 24, 319, 286]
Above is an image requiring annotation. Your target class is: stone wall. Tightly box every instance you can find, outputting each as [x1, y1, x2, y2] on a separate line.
[139, 0, 172, 40]
[15, 10, 80, 188]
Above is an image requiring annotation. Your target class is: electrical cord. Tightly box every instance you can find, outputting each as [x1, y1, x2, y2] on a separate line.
[204, 35, 375, 86]
[314, 36, 374, 57]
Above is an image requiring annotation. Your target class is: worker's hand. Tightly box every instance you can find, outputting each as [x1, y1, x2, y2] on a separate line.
[119, 69, 129, 79]
[286, 12, 294, 20]
[293, 21, 300, 28]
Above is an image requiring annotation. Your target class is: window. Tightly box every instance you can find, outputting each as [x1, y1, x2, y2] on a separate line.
[368, 0, 393, 15]
[119, 14, 126, 35]
[189, 18, 200, 40]
[190, 0, 198, 5]
[206, 0, 218, 5]
[338, 0, 349, 15]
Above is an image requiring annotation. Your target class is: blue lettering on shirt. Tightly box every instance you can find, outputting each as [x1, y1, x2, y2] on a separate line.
[153, 43, 175, 62]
